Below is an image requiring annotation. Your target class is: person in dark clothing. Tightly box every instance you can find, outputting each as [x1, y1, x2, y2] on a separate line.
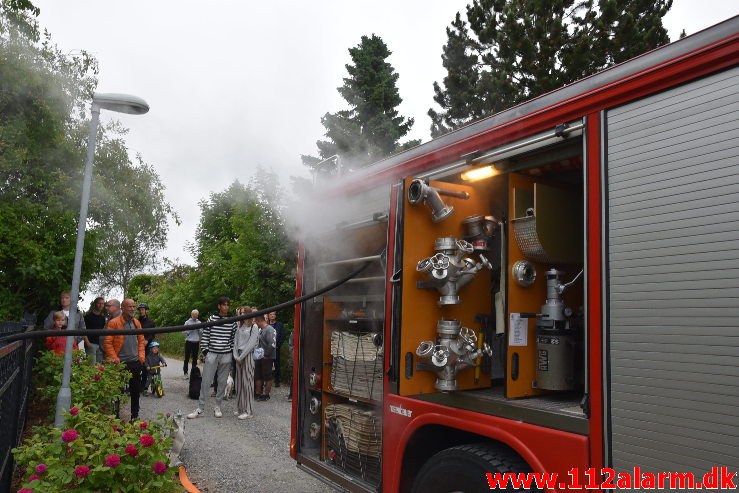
[137, 303, 156, 344]
[268, 311, 285, 387]
[137, 303, 156, 389]
[83, 297, 106, 363]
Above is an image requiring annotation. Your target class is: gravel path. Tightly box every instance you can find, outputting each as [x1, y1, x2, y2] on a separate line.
[129, 357, 334, 493]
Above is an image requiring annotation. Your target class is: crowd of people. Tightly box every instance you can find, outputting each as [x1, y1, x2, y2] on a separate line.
[43, 291, 290, 422]
[187, 297, 286, 420]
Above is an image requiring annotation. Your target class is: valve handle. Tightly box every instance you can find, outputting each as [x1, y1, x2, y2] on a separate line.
[431, 345, 449, 367]
[459, 326, 478, 345]
[482, 342, 493, 357]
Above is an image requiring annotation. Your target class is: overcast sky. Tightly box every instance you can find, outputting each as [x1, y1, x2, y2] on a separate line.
[33, 1, 738, 279]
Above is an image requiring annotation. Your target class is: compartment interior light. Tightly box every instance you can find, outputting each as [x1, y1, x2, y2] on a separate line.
[461, 165, 498, 181]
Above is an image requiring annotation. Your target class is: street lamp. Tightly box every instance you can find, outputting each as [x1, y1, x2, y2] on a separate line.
[55, 92, 149, 428]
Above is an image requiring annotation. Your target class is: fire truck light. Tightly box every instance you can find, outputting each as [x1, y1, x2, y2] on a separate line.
[461, 165, 498, 181]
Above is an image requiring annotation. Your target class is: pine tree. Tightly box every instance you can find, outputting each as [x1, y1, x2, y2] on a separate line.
[303, 34, 418, 176]
[429, 0, 672, 137]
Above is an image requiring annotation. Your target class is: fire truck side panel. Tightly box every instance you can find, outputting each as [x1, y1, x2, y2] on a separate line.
[605, 64, 739, 477]
[289, 17, 739, 493]
[382, 395, 589, 493]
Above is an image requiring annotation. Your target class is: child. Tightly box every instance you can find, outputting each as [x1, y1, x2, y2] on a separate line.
[144, 341, 167, 394]
[45, 311, 68, 355]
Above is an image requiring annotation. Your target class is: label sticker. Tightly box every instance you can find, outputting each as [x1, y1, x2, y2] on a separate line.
[509, 313, 528, 347]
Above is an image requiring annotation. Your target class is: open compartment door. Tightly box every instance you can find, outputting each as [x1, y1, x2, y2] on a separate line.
[399, 177, 493, 396]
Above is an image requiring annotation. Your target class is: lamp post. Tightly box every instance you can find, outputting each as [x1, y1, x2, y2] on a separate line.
[55, 92, 149, 428]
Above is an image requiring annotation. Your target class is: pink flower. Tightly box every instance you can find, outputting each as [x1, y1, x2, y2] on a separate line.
[93, 374, 101, 381]
[125, 444, 139, 457]
[69, 407, 79, 416]
[18, 489, 33, 493]
[153, 461, 167, 475]
[139, 434, 154, 447]
[139, 421, 148, 430]
[74, 358, 81, 363]
[84, 401, 91, 406]
[97, 365, 105, 371]
[105, 454, 120, 468]
[165, 412, 171, 417]
[61, 429, 79, 443]
[112, 426, 118, 432]
[28, 474, 40, 482]
[34, 464, 46, 474]
[74, 465, 90, 478]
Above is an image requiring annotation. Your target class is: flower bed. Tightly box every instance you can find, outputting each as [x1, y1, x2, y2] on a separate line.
[32, 350, 131, 415]
[12, 351, 180, 492]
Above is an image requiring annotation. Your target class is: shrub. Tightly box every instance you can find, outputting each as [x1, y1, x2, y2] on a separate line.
[33, 350, 130, 416]
[156, 331, 185, 360]
[12, 407, 178, 492]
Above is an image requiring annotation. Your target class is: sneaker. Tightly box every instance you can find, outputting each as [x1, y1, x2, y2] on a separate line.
[237, 413, 252, 420]
[214, 407, 223, 418]
[183, 373, 189, 380]
[187, 408, 204, 419]
[261, 395, 270, 401]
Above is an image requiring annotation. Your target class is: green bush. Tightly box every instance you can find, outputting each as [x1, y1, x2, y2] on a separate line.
[34, 350, 130, 417]
[13, 408, 178, 492]
[156, 331, 186, 360]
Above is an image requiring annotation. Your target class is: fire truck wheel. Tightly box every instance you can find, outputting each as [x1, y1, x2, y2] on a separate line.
[411, 442, 536, 493]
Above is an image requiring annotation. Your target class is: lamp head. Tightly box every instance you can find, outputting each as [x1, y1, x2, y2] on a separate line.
[93, 92, 149, 115]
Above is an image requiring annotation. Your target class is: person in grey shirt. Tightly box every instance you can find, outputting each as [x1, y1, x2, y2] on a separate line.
[254, 314, 276, 401]
[183, 309, 201, 378]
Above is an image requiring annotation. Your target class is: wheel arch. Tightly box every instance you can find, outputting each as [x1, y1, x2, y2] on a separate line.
[397, 422, 542, 492]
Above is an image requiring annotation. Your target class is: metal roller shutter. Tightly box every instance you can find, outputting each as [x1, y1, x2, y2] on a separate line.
[606, 65, 739, 482]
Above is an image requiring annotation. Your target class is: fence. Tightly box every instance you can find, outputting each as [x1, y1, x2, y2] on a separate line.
[0, 322, 35, 493]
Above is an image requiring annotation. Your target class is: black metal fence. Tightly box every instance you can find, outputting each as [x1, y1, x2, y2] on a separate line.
[0, 322, 35, 492]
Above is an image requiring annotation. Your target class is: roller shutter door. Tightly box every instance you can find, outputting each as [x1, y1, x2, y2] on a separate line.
[606, 65, 739, 481]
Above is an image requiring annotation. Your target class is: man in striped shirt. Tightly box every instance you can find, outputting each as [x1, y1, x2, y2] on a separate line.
[188, 296, 235, 419]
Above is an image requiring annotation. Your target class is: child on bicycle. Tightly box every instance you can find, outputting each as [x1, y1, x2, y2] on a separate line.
[144, 341, 167, 394]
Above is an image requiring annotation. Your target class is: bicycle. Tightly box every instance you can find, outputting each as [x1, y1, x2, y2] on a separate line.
[148, 365, 165, 398]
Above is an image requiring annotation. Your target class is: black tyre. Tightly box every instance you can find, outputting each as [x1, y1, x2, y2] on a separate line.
[411, 443, 536, 493]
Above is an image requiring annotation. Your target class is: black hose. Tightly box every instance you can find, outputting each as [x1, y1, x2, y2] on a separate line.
[0, 260, 372, 343]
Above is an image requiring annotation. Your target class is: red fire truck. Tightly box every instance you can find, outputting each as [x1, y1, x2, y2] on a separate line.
[290, 16, 739, 492]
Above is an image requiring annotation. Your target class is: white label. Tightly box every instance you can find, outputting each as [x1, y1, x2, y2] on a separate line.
[389, 404, 413, 418]
[509, 313, 528, 347]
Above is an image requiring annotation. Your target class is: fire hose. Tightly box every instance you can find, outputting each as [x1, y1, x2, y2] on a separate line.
[0, 259, 372, 343]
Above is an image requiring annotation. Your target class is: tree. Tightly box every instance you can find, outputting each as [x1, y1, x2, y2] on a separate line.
[302, 34, 420, 176]
[87, 138, 180, 298]
[0, 1, 177, 318]
[140, 169, 296, 329]
[429, 0, 672, 137]
[0, 2, 99, 319]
